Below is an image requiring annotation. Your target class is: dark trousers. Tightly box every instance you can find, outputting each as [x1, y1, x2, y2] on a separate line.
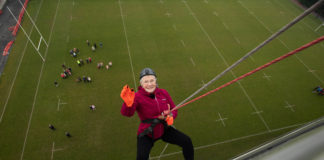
[137, 127, 194, 160]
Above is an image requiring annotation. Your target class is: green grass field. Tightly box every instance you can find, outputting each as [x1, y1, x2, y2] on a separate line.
[0, 0, 323, 159]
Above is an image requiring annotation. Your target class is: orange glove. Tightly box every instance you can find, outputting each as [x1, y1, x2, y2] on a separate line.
[120, 85, 135, 107]
[165, 115, 174, 126]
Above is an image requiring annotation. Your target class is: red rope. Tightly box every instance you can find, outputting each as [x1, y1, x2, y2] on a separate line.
[172, 35, 324, 112]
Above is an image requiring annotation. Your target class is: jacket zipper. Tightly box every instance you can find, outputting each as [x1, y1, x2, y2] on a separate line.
[155, 97, 162, 133]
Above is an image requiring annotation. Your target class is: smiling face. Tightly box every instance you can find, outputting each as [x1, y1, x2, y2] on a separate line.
[140, 75, 157, 93]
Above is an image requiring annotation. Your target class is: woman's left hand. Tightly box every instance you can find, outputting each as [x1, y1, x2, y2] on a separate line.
[162, 104, 171, 116]
[158, 104, 172, 120]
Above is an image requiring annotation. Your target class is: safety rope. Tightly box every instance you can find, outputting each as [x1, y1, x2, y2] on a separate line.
[177, 0, 324, 107]
[172, 35, 324, 111]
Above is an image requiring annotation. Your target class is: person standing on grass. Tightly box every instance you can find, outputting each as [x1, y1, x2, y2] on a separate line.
[49, 124, 55, 130]
[120, 68, 194, 160]
[54, 81, 58, 87]
[65, 132, 71, 138]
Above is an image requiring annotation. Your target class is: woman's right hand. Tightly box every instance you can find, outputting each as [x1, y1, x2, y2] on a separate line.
[120, 85, 135, 107]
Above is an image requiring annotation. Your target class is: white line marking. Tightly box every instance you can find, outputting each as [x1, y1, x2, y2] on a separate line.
[314, 23, 324, 32]
[51, 142, 55, 160]
[51, 141, 65, 160]
[57, 98, 60, 111]
[200, 80, 208, 90]
[20, 1, 60, 159]
[251, 110, 263, 115]
[165, 12, 171, 17]
[308, 69, 315, 73]
[249, 55, 255, 62]
[183, 0, 270, 131]
[263, 72, 271, 81]
[0, 0, 44, 123]
[149, 123, 305, 159]
[70, 15, 72, 21]
[215, 112, 228, 127]
[239, 0, 324, 84]
[203, 0, 209, 4]
[159, 0, 164, 4]
[180, 40, 186, 47]
[284, 101, 295, 112]
[190, 57, 196, 67]
[234, 36, 241, 44]
[222, 22, 229, 30]
[172, 24, 177, 31]
[57, 98, 67, 111]
[157, 143, 169, 159]
[118, 0, 137, 90]
[270, 0, 323, 36]
[213, 11, 218, 16]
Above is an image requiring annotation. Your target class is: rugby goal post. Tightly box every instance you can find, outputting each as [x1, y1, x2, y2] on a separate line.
[7, 1, 48, 62]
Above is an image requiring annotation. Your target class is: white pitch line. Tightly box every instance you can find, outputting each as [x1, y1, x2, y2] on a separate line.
[249, 55, 256, 62]
[150, 123, 305, 159]
[294, 54, 323, 84]
[157, 143, 169, 159]
[238, 0, 324, 84]
[270, 0, 324, 37]
[20, 1, 60, 159]
[70, 15, 72, 21]
[213, 11, 218, 16]
[180, 40, 186, 47]
[284, 101, 295, 112]
[251, 110, 263, 115]
[183, 0, 270, 131]
[57, 98, 60, 111]
[172, 24, 177, 31]
[215, 112, 228, 127]
[204, 0, 209, 4]
[234, 36, 241, 44]
[159, 0, 164, 4]
[200, 80, 208, 90]
[190, 57, 196, 67]
[222, 22, 230, 30]
[118, 0, 137, 90]
[66, 35, 70, 43]
[165, 12, 171, 17]
[51, 142, 55, 160]
[57, 99, 67, 111]
[308, 69, 315, 73]
[0, 0, 44, 123]
[263, 72, 271, 81]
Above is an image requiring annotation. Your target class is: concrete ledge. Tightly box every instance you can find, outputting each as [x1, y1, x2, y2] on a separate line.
[0, 0, 8, 14]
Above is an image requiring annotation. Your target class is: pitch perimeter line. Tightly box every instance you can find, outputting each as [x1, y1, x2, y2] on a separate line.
[0, 0, 45, 123]
[150, 122, 304, 159]
[20, 1, 60, 159]
[118, 0, 137, 90]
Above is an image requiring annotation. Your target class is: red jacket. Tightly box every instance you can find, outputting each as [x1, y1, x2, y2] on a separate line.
[121, 86, 178, 139]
